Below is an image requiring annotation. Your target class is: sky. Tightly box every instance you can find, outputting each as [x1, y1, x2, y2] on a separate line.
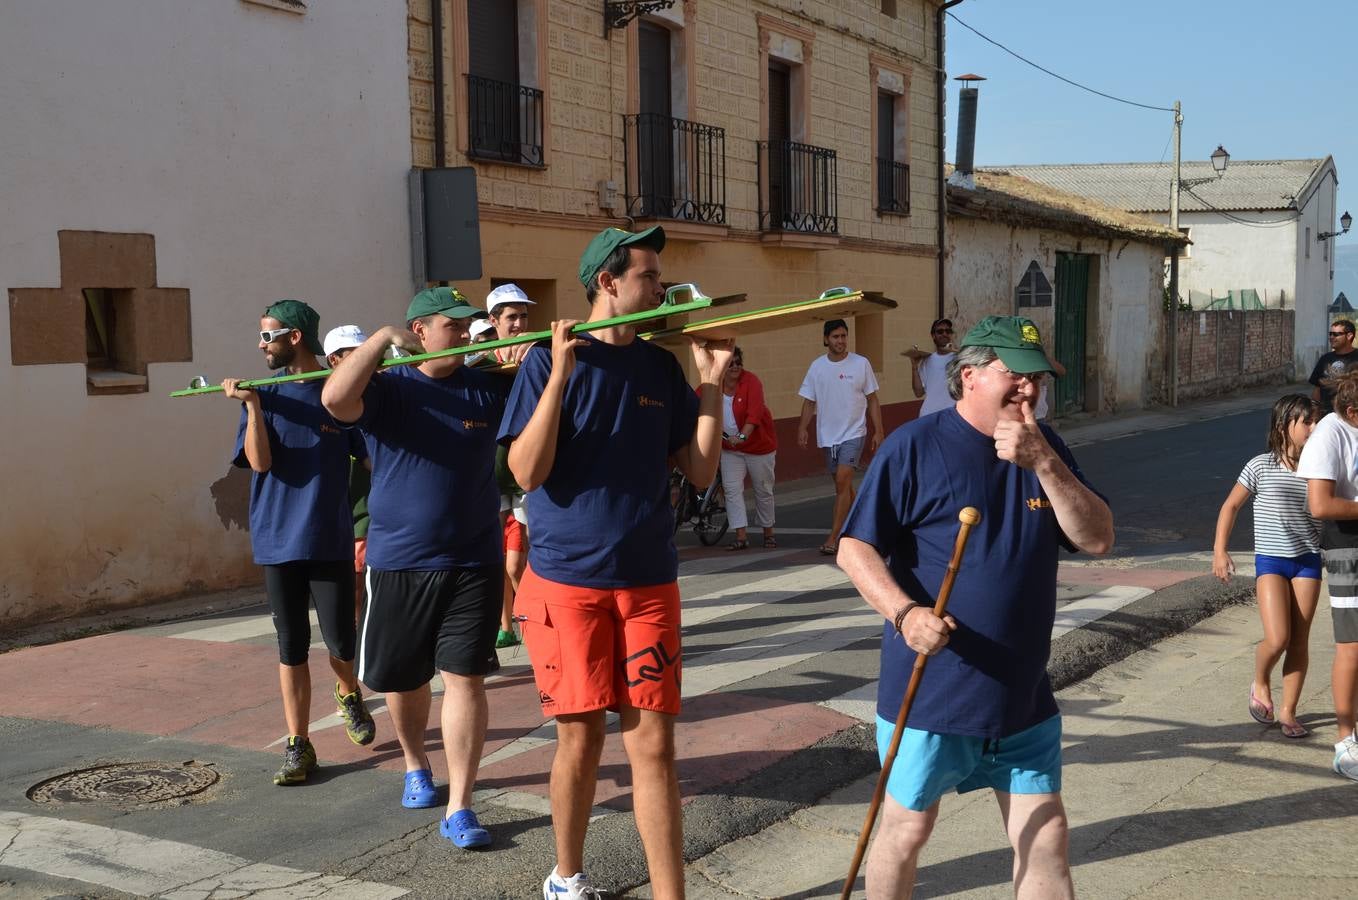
[942, 0, 1355, 300]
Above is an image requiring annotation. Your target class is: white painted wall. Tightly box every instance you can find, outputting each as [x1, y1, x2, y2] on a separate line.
[946, 218, 1165, 414]
[1297, 171, 1342, 373]
[0, 1, 412, 625]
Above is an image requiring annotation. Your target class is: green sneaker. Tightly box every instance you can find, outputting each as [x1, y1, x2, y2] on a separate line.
[495, 628, 521, 649]
[334, 683, 376, 746]
[273, 736, 317, 785]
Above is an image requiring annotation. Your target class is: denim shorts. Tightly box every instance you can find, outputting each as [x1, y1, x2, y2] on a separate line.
[1254, 552, 1322, 580]
[875, 714, 1063, 812]
[824, 435, 865, 475]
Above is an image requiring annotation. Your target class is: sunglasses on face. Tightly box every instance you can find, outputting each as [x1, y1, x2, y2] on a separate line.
[933, 328, 954, 335]
[260, 327, 296, 344]
[1330, 331, 1351, 338]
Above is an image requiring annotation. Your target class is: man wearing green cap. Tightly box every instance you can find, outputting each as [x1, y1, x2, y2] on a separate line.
[499, 225, 732, 900]
[322, 286, 508, 850]
[222, 299, 377, 788]
[836, 315, 1112, 899]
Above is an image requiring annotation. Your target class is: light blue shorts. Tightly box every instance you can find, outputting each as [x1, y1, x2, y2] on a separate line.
[875, 714, 1063, 812]
[825, 435, 865, 474]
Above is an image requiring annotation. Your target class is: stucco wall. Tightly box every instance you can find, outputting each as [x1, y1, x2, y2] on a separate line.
[0, 1, 412, 626]
[946, 218, 1166, 413]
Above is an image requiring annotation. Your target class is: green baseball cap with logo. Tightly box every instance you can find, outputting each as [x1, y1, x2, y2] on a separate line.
[960, 315, 1055, 374]
[263, 299, 324, 355]
[577, 225, 667, 288]
[406, 286, 487, 323]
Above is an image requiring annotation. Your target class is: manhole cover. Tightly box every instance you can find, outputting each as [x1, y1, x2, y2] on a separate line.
[27, 761, 219, 806]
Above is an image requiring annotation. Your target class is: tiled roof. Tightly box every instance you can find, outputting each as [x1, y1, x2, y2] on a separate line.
[984, 158, 1329, 213]
[946, 168, 1184, 245]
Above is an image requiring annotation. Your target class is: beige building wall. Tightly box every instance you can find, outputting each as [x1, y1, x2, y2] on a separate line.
[408, 0, 943, 427]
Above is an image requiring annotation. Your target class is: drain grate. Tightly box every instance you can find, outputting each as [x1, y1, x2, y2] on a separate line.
[27, 761, 219, 807]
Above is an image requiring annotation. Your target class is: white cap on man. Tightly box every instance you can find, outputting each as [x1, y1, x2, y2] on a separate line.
[469, 318, 496, 339]
[486, 283, 536, 315]
[322, 324, 368, 357]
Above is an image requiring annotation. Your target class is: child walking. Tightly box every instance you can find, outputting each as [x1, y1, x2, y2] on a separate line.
[1213, 393, 1323, 740]
[1297, 371, 1358, 781]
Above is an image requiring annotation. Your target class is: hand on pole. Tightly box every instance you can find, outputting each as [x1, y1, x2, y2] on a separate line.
[548, 319, 584, 381]
[690, 336, 734, 384]
[901, 605, 956, 657]
[221, 378, 257, 403]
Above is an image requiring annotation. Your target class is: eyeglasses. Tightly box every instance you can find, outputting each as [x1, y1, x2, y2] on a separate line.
[1330, 331, 1351, 338]
[982, 362, 1046, 385]
[260, 327, 295, 344]
[933, 328, 954, 335]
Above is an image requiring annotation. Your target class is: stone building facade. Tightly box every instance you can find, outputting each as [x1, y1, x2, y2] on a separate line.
[408, 0, 945, 475]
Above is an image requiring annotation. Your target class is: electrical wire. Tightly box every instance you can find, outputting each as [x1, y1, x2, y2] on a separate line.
[1181, 185, 1298, 226]
[947, 12, 1174, 113]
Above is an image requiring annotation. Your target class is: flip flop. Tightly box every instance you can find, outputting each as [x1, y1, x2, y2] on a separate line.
[1280, 721, 1309, 739]
[726, 539, 749, 552]
[763, 536, 778, 549]
[1248, 688, 1276, 726]
[818, 544, 838, 556]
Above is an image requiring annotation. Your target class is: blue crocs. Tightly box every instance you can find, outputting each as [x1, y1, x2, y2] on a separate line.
[440, 808, 491, 849]
[401, 769, 438, 809]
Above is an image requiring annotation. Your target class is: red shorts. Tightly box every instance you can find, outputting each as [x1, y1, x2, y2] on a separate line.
[354, 538, 367, 574]
[503, 514, 526, 553]
[515, 566, 681, 717]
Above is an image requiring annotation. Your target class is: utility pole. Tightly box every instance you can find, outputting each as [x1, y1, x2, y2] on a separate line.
[1168, 100, 1182, 408]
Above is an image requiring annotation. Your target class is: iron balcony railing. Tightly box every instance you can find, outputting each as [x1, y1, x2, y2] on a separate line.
[876, 158, 910, 215]
[623, 113, 727, 224]
[758, 139, 838, 234]
[466, 74, 544, 167]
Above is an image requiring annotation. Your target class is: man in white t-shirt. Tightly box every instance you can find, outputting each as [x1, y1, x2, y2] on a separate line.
[1296, 396, 1358, 782]
[798, 318, 883, 555]
[903, 318, 957, 417]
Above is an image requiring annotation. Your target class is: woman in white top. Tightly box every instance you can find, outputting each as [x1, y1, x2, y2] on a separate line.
[1213, 394, 1323, 740]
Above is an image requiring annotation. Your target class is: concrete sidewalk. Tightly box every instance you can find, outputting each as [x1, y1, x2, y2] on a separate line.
[640, 594, 1354, 898]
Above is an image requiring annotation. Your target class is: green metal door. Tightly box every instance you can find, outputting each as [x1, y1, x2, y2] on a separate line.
[1053, 253, 1089, 415]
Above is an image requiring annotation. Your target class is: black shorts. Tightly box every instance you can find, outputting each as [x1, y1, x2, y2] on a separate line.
[358, 566, 503, 692]
[262, 560, 355, 666]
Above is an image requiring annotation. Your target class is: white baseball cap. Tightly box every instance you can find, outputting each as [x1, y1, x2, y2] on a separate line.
[323, 324, 368, 356]
[469, 318, 496, 339]
[486, 283, 536, 314]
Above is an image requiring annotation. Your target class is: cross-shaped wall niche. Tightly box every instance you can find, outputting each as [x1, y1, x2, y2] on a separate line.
[8, 231, 191, 395]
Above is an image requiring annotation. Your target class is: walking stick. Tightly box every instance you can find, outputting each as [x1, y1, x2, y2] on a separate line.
[839, 506, 982, 900]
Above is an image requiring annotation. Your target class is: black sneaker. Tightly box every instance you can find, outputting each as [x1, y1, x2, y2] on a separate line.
[334, 682, 376, 746]
[274, 736, 318, 785]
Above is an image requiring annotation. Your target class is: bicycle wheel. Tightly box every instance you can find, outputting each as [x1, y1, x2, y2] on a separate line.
[672, 475, 691, 534]
[694, 483, 729, 546]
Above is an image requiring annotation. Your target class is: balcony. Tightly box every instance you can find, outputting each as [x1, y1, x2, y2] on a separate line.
[623, 113, 727, 226]
[876, 158, 910, 215]
[466, 74, 544, 167]
[758, 139, 839, 236]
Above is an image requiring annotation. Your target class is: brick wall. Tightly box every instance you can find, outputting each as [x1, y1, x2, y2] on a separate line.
[1175, 309, 1294, 401]
[407, 0, 939, 247]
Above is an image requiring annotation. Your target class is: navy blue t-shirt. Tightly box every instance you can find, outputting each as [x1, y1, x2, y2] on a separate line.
[840, 407, 1102, 739]
[497, 336, 700, 587]
[354, 365, 508, 571]
[232, 379, 363, 566]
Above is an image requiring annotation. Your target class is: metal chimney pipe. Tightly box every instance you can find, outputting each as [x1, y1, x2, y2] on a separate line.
[955, 86, 978, 175]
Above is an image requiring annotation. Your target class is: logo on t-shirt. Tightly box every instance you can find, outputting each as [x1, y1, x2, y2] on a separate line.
[461, 418, 490, 430]
[637, 395, 665, 409]
[320, 423, 342, 435]
[1026, 497, 1052, 511]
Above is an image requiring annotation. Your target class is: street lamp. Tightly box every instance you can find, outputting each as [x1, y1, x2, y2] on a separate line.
[1167, 100, 1229, 407]
[1320, 211, 1353, 241]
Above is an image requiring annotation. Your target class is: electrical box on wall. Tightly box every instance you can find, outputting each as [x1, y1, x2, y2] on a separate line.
[409, 167, 482, 286]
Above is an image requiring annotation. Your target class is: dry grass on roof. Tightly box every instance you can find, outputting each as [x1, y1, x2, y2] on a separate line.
[948, 167, 1186, 246]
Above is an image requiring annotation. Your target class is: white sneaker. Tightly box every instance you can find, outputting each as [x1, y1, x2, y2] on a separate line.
[543, 867, 603, 899]
[1334, 735, 1358, 782]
